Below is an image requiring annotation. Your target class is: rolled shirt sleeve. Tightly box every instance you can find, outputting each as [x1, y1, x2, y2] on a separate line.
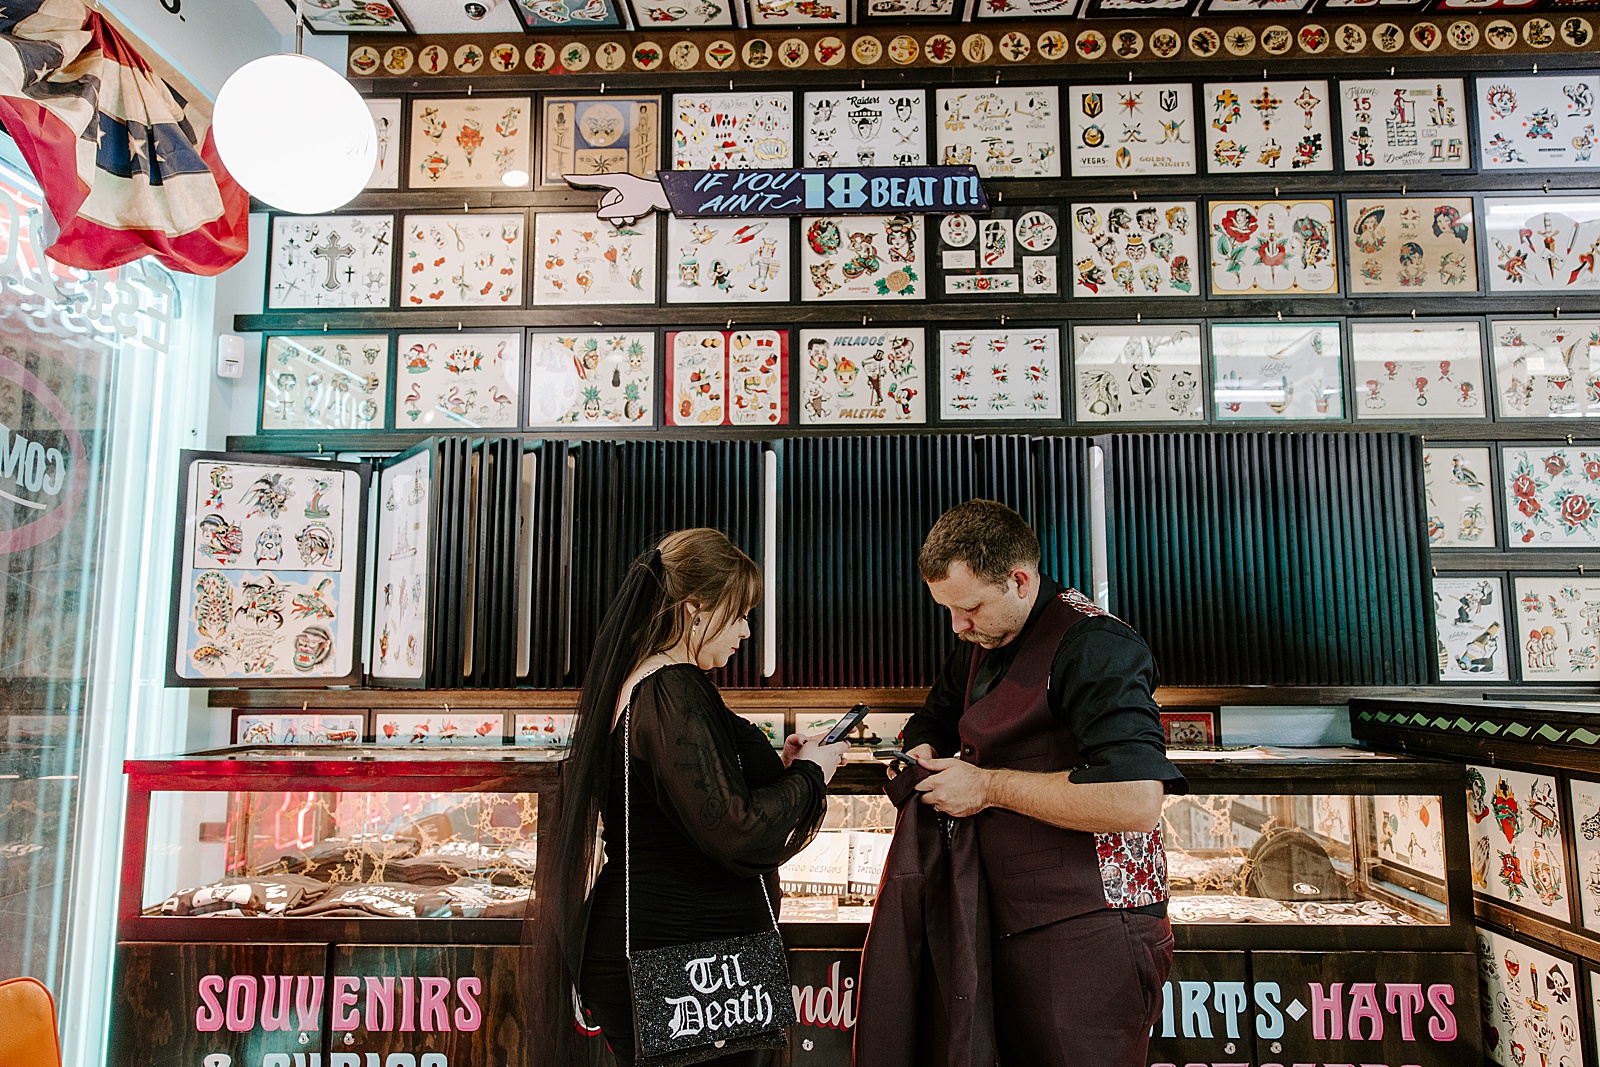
[1053, 620, 1188, 794]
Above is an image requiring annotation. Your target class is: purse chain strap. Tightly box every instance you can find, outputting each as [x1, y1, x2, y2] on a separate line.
[623, 671, 780, 962]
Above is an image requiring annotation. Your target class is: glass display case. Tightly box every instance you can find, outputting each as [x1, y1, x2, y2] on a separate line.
[119, 745, 562, 937]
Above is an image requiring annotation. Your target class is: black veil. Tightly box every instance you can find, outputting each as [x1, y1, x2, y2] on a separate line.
[524, 547, 664, 1066]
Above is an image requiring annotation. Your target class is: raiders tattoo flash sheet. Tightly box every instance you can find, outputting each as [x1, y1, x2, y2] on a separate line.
[803, 89, 927, 168]
[268, 215, 394, 310]
[1067, 83, 1196, 177]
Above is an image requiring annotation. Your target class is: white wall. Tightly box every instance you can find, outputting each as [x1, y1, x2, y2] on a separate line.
[98, 0, 288, 99]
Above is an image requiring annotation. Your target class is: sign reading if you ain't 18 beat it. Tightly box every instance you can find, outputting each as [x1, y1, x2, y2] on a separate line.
[658, 166, 987, 218]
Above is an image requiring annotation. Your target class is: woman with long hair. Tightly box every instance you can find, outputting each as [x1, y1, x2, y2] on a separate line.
[525, 528, 848, 1067]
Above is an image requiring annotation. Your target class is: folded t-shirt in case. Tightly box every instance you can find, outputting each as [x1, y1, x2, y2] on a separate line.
[437, 881, 534, 918]
[383, 853, 474, 886]
[287, 881, 456, 918]
[160, 874, 330, 917]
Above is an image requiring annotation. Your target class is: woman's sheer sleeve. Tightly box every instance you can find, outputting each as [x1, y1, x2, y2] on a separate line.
[630, 668, 826, 878]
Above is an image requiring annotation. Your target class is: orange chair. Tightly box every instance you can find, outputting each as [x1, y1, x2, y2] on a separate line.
[0, 977, 61, 1067]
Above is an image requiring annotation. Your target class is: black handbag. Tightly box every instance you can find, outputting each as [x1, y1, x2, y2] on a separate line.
[622, 697, 796, 1067]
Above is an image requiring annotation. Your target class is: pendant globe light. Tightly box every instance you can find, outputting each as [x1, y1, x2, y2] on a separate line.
[212, 3, 375, 214]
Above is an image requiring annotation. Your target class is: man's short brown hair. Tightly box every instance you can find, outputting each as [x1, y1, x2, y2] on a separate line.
[918, 499, 1042, 586]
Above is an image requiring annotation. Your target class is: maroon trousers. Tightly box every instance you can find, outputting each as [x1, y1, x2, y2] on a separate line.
[992, 909, 1174, 1067]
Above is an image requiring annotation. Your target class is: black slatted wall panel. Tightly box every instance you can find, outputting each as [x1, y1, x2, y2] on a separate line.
[1104, 432, 1429, 687]
[566, 440, 765, 688]
[520, 440, 573, 688]
[777, 434, 1091, 687]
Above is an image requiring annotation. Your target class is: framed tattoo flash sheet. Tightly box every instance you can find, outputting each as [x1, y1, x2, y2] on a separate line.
[1211, 321, 1344, 421]
[400, 214, 524, 308]
[937, 327, 1061, 420]
[1425, 446, 1496, 548]
[1351, 321, 1487, 420]
[370, 440, 439, 686]
[168, 450, 367, 687]
[396, 332, 521, 430]
[532, 212, 658, 305]
[407, 98, 531, 190]
[798, 327, 926, 425]
[1066, 83, 1195, 177]
[1346, 197, 1479, 295]
[665, 329, 789, 426]
[1501, 443, 1600, 548]
[938, 206, 1061, 298]
[1477, 75, 1600, 171]
[1069, 201, 1199, 298]
[1491, 318, 1600, 419]
[539, 96, 662, 190]
[1566, 778, 1600, 930]
[234, 712, 365, 745]
[1484, 197, 1600, 293]
[803, 89, 927, 168]
[935, 87, 1060, 178]
[299, 0, 410, 32]
[1072, 323, 1204, 423]
[267, 215, 394, 310]
[801, 214, 924, 302]
[260, 334, 392, 433]
[671, 92, 795, 170]
[1339, 79, 1469, 172]
[1209, 200, 1338, 296]
[1477, 927, 1583, 1067]
[743, 0, 849, 28]
[1433, 576, 1508, 682]
[625, 0, 737, 26]
[365, 99, 400, 190]
[1467, 769, 1572, 921]
[1513, 575, 1600, 682]
[525, 331, 656, 428]
[974, 0, 1081, 15]
[1202, 80, 1332, 174]
[511, 0, 625, 30]
[666, 216, 792, 304]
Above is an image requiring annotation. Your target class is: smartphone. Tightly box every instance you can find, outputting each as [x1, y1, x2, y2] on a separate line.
[822, 703, 872, 745]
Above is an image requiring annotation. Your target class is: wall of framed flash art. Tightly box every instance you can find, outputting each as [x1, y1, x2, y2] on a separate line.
[231, 46, 1600, 702]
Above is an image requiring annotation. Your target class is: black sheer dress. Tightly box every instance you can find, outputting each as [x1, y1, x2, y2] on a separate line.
[580, 664, 827, 1066]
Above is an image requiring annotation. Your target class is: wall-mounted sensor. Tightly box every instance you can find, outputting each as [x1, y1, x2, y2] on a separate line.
[464, 0, 506, 19]
[216, 334, 245, 380]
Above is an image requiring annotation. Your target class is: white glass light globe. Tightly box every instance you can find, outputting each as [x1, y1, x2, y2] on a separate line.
[213, 54, 376, 214]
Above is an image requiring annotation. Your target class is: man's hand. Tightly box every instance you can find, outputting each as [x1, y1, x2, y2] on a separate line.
[913, 756, 993, 818]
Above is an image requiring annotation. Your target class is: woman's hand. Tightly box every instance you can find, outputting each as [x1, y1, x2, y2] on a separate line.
[796, 737, 850, 784]
[780, 732, 806, 767]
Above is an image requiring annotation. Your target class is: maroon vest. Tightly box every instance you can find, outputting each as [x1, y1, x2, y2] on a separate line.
[959, 588, 1169, 936]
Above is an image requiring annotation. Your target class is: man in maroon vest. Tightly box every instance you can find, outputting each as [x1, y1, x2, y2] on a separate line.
[901, 499, 1186, 1066]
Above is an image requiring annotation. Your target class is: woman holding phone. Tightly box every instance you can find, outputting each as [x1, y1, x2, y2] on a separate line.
[526, 528, 849, 1067]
